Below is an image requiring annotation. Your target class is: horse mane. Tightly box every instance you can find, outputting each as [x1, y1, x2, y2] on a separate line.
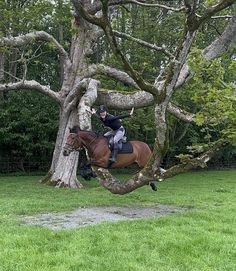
[70, 125, 102, 138]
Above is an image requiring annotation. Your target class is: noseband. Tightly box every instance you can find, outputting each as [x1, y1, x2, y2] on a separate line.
[64, 143, 81, 152]
[64, 134, 82, 152]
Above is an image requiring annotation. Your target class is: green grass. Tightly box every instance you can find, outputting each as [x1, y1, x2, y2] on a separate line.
[0, 170, 235, 271]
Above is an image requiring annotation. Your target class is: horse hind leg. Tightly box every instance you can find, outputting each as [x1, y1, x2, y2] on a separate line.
[135, 161, 157, 191]
[149, 182, 157, 191]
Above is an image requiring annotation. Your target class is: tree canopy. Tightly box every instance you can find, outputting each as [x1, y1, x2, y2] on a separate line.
[0, 0, 235, 192]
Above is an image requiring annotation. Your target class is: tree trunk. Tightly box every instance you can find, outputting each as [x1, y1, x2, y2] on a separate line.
[41, 108, 83, 188]
[41, 8, 99, 188]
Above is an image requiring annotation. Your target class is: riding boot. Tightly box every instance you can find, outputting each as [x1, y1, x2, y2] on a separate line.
[109, 143, 118, 163]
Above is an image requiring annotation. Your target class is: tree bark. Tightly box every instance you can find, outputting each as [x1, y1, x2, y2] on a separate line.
[41, 109, 83, 188]
[41, 11, 100, 188]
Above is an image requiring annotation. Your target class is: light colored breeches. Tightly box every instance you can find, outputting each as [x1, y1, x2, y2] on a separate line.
[104, 128, 125, 144]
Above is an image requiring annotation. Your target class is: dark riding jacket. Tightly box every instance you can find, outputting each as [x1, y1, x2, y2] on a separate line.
[94, 113, 130, 131]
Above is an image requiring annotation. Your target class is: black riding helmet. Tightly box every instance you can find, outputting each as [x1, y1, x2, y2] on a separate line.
[98, 105, 108, 113]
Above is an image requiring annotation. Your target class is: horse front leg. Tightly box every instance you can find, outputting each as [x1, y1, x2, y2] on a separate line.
[89, 157, 110, 168]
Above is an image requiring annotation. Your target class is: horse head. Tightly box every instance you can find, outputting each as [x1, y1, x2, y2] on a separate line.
[63, 126, 82, 156]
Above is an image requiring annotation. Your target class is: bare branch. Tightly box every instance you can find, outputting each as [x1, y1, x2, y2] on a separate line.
[113, 31, 175, 58]
[211, 15, 233, 19]
[86, 64, 195, 122]
[176, 14, 236, 88]
[102, 2, 158, 95]
[86, 0, 186, 14]
[203, 14, 236, 59]
[164, 31, 196, 99]
[0, 80, 61, 103]
[198, 0, 235, 26]
[0, 31, 71, 67]
[95, 167, 152, 194]
[87, 64, 139, 88]
[120, 0, 187, 11]
[1, 70, 21, 81]
[167, 103, 195, 123]
[74, 0, 158, 95]
[97, 88, 195, 123]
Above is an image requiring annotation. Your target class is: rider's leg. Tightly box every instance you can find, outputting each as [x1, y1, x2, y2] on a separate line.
[104, 131, 115, 149]
[104, 131, 113, 137]
[109, 129, 125, 163]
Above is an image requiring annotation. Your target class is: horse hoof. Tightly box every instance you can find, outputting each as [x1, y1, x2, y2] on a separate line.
[150, 182, 157, 191]
[109, 158, 116, 163]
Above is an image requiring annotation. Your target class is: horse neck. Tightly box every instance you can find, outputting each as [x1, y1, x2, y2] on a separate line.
[79, 131, 98, 152]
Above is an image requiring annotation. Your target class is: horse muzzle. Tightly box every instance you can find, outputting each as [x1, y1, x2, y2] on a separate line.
[63, 144, 82, 156]
[63, 144, 74, 156]
[63, 148, 70, 156]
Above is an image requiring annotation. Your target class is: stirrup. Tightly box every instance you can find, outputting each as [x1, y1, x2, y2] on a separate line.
[109, 157, 116, 163]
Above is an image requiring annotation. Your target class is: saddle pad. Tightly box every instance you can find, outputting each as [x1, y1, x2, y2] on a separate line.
[118, 142, 133, 154]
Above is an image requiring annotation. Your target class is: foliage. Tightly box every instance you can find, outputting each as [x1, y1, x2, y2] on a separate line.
[188, 48, 236, 146]
[0, 91, 58, 162]
[0, 1, 71, 171]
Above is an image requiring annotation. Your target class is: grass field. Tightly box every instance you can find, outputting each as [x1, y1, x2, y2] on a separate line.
[0, 170, 235, 271]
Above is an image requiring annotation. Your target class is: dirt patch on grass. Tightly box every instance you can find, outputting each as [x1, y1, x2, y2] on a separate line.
[21, 205, 187, 230]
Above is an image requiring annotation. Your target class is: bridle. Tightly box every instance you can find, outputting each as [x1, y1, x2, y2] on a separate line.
[64, 133, 82, 152]
[64, 143, 82, 152]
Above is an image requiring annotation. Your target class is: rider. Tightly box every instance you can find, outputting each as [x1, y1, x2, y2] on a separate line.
[91, 105, 134, 163]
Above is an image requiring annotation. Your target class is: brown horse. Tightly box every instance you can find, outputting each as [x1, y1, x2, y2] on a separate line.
[63, 126, 152, 168]
[63, 126, 157, 190]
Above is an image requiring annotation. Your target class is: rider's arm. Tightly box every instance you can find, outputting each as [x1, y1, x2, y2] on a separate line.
[90, 108, 100, 118]
[109, 114, 131, 121]
[110, 108, 134, 120]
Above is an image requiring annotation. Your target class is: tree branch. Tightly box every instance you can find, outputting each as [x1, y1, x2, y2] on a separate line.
[120, 0, 187, 11]
[161, 140, 228, 179]
[167, 103, 195, 123]
[77, 79, 99, 130]
[87, 64, 139, 88]
[97, 88, 195, 123]
[0, 80, 61, 103]
[163, 30, 196, 100]
[72, 0, 104, 27]
[64, 78, 89, 110]
[113, 31, 175, 58]
[101, 1, 158, 95]
[96, 139, 227, 194]
[175, 14, 236, 89]
[198, 0, 235, 26]
[86, 64, 195, 122]
[211, 15, 233, 19]
[203, 14, 236, 59]
[74, 0, 158, 95]
[95, 167, 153, 195]
[0, 31, 71, 68]
[85, 0, 186, 15]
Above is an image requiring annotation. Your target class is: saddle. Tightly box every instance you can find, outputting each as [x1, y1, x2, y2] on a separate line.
[107, 135, 133, 154]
